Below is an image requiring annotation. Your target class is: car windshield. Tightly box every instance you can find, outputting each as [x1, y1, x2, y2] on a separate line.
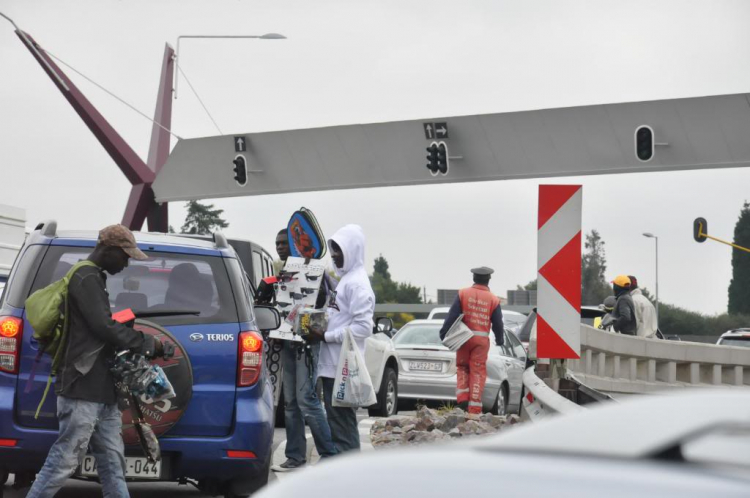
[719, 337, 750, 348]
[29, 246, 238, 326]
[431, 312, 448, 320]
[393, 324, 444, 348]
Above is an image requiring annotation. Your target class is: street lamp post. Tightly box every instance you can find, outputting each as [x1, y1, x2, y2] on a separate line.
[174, 33, 286, 99]
[642, 232, 659, 327]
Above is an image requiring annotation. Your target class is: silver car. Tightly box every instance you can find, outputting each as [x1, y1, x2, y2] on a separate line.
[392, 319, 526, 415]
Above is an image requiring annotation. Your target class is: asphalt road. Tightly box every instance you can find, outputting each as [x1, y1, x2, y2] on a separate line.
[1, 427, 287, 498]
[2, 409, 404, 497]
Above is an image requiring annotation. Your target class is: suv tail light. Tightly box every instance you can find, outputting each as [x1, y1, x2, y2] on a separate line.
[237, 331, 263, 387]
[0, 316, 23, 374]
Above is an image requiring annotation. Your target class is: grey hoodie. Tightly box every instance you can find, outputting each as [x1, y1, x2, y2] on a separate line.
[319, 224, 375, 379]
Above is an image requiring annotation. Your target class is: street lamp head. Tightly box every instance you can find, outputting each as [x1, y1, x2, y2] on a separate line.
[643, 232, 655, 238]
[260, 33, 287, 39]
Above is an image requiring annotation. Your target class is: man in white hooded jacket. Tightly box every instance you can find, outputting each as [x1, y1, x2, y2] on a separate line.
[309, 224, 375, 453]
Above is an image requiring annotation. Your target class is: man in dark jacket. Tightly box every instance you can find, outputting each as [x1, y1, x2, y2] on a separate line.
[27, 225, 163, 498]
[272, 228, 337, 472]
[610, 275, 637, 336]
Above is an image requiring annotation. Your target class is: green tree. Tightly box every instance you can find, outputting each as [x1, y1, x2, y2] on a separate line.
[728, 202, 750, 314]
[581, 230, 611, 306]
[516, 279, 537, 291]
[180, 200, 229, 235]
[370, 255, 422, 328]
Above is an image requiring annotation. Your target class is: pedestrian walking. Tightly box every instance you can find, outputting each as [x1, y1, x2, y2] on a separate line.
[25, 225, 164, 498]
[610, 275, 637, 335]
[628, 275, 658, 338]
[309, 224, 375, 453]
[438, 267, 505, 414]
[271, 228, 337, 472]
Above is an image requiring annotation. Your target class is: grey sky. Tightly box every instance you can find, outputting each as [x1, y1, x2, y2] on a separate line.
[1, 0, 750, 314]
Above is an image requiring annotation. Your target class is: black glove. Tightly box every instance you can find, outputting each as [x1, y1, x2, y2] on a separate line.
[162, 341, 175, 360]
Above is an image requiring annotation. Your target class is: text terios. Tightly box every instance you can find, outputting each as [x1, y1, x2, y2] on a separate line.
[207, 334, 235, 342]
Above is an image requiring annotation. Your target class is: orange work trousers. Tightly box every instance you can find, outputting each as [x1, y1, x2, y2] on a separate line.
[456, 335, 490, 414]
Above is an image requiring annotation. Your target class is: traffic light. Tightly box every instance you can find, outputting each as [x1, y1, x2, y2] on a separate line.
[426, 142, 439, 175]
[437, 142, 449, 175]
[635, 125, 654, 162]
[233, 155, 247, 185]
[694, 217, 707, 243]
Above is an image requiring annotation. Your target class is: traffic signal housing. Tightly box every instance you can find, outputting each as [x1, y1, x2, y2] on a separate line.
[426, 142, 439, 175]
[635, 125, 654, 162]
[426, 141, 449, 176]
[437, 142, 449, 175]
[694, 217, 707, 243]
[233, 155, 247, 186]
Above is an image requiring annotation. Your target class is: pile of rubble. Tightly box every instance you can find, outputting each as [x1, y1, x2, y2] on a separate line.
[370, 406, 520, 448]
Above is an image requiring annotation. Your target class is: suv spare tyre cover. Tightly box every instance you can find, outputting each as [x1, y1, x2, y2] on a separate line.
[120, 319, 193, 445]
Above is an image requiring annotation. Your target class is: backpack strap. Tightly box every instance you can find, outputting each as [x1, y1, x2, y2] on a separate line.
[34, 260, 98, 419]
[49, 260, 98, 374]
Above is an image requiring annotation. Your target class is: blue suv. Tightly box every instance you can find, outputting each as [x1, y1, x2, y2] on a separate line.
[0, 221, 280, 497]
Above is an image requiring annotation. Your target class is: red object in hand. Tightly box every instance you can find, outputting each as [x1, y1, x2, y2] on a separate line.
[112, 308, 136, 324]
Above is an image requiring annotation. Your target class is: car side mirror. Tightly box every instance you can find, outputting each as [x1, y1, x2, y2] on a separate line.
[375, 317, 394, 337]
[255, 305, 281, 331]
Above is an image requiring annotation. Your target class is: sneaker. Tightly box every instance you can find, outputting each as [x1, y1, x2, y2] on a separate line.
[271, 459, 306, 472]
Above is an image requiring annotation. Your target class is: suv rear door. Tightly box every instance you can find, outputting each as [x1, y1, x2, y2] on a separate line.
[15, 244, 242, 436]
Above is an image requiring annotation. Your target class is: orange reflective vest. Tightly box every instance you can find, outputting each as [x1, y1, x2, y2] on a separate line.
[458, 284, 500, 333]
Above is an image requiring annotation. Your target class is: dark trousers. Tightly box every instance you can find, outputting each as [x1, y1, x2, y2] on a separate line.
[321, 377, 360, 453]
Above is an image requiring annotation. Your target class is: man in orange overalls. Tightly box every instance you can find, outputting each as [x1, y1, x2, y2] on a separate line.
[439, 267, 505, 414]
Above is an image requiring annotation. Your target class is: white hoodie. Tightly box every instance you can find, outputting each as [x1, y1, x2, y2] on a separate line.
[318, 224, 375, 379]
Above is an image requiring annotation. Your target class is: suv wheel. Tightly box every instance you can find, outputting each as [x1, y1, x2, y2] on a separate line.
[368, 367, 398, 417]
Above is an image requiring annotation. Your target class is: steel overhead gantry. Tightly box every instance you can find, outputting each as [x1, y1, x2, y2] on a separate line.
[152, 93, 750, 202]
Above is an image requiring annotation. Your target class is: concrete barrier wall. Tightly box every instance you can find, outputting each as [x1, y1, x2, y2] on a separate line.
[569, 325, 750, 395]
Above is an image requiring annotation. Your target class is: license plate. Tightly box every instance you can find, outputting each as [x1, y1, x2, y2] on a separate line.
[409, 361, 442, 372]
[79, 455, 161, 479]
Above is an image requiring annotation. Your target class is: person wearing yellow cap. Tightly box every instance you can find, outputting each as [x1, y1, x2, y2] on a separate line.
[610, 275, 636, 335]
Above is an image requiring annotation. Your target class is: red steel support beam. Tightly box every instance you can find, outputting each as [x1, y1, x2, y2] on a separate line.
[16, 30, 174, 232]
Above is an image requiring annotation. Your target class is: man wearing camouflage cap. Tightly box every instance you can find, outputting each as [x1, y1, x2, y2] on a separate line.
[27, 225, 164, 498]
[439, 267, 505, 414]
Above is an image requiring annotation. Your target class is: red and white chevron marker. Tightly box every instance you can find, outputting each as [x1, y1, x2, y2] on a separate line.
[537, 185, 582, 359]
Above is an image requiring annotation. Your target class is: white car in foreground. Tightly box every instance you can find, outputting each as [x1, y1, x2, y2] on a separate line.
[257, 389, 750, 498]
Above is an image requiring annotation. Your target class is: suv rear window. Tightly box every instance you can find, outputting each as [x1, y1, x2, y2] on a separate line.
[29, 246, 238, 326]
[718, 337, 750, 348]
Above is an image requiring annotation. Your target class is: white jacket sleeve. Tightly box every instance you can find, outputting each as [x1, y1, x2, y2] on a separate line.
[325, 285, 375, 344]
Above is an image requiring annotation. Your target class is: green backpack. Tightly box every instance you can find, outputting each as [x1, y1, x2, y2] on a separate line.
[25, 260, 97, 418]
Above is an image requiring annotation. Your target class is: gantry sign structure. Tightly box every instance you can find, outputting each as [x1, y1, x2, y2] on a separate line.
[152, 93, 750, 202]
[9, 17, 750, 219]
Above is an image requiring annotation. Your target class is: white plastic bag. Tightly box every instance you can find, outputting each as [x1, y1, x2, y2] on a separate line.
[332, 329, 378, 407]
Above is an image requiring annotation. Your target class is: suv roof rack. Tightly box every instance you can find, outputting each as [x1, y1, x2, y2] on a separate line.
[213, 231, 230, 250]
[33, 220, 57, 237]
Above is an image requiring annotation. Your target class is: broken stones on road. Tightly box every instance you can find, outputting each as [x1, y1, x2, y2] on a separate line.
[371, 406, 520, 448]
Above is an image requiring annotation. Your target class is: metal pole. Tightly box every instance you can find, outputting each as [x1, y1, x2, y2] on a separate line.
[655, 236, 659, 328]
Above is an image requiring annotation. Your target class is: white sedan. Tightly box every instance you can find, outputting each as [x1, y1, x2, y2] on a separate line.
[391, 319, 526, 415]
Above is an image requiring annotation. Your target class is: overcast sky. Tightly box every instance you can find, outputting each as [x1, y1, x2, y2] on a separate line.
[2, 0, 750, 314]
